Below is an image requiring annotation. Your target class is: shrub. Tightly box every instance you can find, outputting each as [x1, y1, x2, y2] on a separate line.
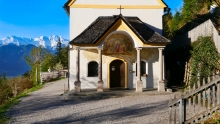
[0, 76, 34, 105]
[0, 80, 13, 105]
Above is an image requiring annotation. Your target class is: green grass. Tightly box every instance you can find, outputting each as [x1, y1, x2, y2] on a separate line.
[202, 112, 220, 124]
[0, 84, 43, 123]
[0, 77, 66, 123]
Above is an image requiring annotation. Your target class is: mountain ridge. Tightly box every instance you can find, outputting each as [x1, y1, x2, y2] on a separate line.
[0, 35, 69, 50]
[0, 35, 69, 77]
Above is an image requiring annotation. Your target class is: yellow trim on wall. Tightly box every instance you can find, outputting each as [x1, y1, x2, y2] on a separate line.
[119, 20, 144, 46]
[143, 43, 168, 46]
[68, 0, 76, 6]
[67, 0, 167, 8]
[157, 0, 167, 7]
[107, 58, 128, 88]
[70, 4, 164, 9]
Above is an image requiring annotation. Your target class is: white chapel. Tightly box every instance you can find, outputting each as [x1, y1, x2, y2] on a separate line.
[63, 0, 170, 92]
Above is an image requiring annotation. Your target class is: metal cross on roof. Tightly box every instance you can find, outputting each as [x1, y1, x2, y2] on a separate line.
[117, 5, 124, 14]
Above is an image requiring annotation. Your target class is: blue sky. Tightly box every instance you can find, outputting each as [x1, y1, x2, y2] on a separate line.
[164, 0, 183, 14]
[0, 0, 182, 39]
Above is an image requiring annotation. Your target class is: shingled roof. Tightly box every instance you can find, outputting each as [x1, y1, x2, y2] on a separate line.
[69, 14, 170, 45]
[63, 0, 71, 16]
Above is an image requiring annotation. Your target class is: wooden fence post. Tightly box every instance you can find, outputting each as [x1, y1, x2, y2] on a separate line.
[213, 85, 216, 107]
[174, 104, 176, 124]
[193, 83, 196, 114]
[169, 106, 172, 124]
[203, 78, 206, 107]
[189, 85, 191, 107]
[217, 83, 220, 104]
[183, 98, 186, 122]
[208, 87, 211, 109]
[179, 98, 183, 124]
[198, 78, 201, 106]
[174, 94, 176, 124]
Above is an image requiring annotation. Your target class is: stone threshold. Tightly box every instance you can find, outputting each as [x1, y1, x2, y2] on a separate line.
[59, 88, 173, 102]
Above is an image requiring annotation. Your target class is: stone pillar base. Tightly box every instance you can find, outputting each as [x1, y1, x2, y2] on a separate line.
[136, 80, 143, 92]
[158, 80, 165, 92]
[97, 81, 104, 92]
[74, 81, 81, 92]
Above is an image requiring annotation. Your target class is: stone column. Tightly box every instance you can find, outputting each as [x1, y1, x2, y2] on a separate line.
[74, 47, 81, 92]
[136, 48, 143, 92]
[158, 48, 165, 91]
[97, 47, 104, 92]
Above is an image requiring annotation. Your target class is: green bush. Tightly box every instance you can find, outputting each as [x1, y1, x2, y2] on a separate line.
[0, 81, 13, 106]
[189, 36, 219, 87]
[0, 76, 34, 106]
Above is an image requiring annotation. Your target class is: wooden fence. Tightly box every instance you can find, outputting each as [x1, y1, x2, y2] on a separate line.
[168, 73, 220, 123]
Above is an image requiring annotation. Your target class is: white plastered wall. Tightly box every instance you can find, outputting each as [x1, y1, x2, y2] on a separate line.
[68, 0, 165, 90]
[69, 27, 162, 90]
[69, 49, 76, 90]
[70, 8, 164, 40]
[69, 49, 99, 89]
[132, 48, 160, 88]
[69, 49, 160, 90]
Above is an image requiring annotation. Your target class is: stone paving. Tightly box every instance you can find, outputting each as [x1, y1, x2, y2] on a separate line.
[6, 79, 175, 124]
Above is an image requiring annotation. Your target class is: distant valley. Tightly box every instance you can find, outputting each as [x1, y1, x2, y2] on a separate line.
[0, 35, 69, 77]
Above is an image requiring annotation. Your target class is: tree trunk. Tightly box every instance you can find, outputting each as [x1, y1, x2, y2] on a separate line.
[14, 82, 17, 97]
[36, 65, 38, 84]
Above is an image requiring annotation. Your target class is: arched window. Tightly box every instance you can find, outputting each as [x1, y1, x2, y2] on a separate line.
[136, 61, 147, 76]
[88, 61, 98, 77]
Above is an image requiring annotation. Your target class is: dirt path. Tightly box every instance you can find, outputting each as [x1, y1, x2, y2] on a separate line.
[7, 79, 174, 124]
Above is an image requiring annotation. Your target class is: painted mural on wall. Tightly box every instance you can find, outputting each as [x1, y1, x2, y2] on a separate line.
[103, 33, 132, 55]
[83, 33, 155, 63]
[83, 48, 155, 64]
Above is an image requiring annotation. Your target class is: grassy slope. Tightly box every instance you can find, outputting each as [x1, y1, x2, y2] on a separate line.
[0, 77, 65, 123]
[0, 85, 43, 123]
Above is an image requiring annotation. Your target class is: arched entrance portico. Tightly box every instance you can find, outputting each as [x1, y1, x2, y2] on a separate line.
[103, 31, 132, 89]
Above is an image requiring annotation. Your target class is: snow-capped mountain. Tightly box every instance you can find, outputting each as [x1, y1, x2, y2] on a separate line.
[0, 35, 69, 50]
[0, 35, 69, 77]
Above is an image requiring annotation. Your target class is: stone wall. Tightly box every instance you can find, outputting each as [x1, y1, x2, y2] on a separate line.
[41, 70, 68, 82]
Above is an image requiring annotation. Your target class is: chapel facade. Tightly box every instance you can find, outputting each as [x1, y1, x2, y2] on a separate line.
[63, 0, 170, 92]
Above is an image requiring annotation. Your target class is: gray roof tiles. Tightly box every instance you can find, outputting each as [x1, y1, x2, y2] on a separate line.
[70, 14, 170, 45]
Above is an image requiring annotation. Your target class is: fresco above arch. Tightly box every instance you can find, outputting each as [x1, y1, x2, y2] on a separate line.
[103, 33, 133, 55]
[83, 33, 155, 63]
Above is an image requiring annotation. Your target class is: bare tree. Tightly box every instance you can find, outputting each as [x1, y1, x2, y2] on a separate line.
[24, 46, 42, 84]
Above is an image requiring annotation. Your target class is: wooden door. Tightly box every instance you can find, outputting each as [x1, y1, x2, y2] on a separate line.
[110, 60, 125, 88]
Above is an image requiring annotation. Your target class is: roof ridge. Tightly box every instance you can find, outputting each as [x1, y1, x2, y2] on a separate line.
[92, 15, 121, 43]
[69, 17, 104, 44]
[70, 14, 170, 45]
[69, 15, 121, 44]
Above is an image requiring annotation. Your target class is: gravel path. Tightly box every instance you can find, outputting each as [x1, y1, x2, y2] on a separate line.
[7, 79, 174, 124]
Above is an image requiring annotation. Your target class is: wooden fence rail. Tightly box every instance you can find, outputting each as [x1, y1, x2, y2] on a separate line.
[168, 73, 220, 124]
